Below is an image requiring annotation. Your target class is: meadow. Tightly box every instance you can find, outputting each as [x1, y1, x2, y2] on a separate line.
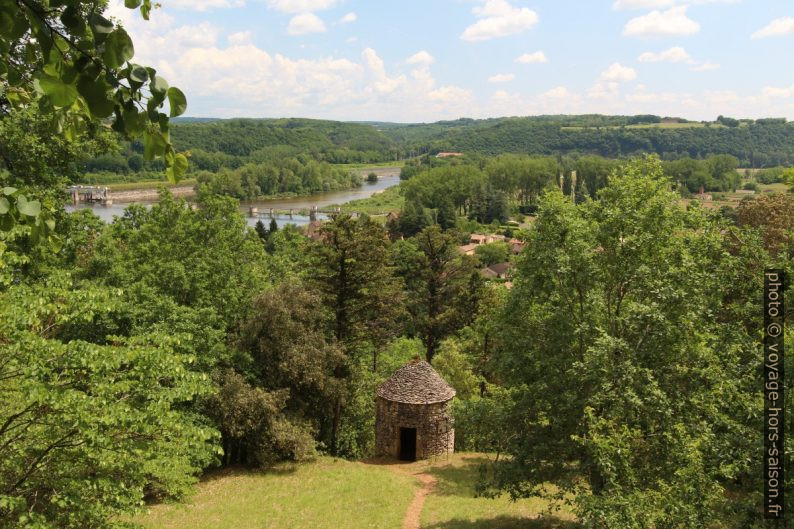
[135, 454, 576, 529]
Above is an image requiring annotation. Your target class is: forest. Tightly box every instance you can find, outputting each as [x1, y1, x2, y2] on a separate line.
[1, 2, 793, 528]
[78, 115, 794, 188]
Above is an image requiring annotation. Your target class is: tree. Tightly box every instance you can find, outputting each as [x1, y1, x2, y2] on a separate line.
[0, 275, 216, 528]
[489, 156, 766, 527]
[367, 171, 378, 183]
[254, 219, 269, 241]
[396, 225, 483, 363]
[307, 214, 403, 452]
[399, 198, 430, 237]
[0, 0, 188, 183]
[436, 196, 457, 230]
[236, 282, 346, 456]
[737, 193, 794, 256]
[474, 241, 509, 266]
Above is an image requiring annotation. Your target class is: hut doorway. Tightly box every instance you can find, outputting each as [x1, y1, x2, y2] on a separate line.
[399, 427, 417, 461]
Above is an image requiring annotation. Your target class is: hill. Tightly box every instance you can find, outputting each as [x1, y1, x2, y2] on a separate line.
[380, 116, 794, 166]
[170, 118, 401, 164]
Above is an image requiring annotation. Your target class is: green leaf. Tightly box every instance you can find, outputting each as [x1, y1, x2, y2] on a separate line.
[38, 76, 78, 108]
[141, 0, 151, 20]
[89, 13, 114, 35]
[150, 75, 169, 97]
[2, 187, 17, 196]
[60, 7, 85, 36]
[102, 29, 135, 69]
[166, 153, 189, 183]
[0, 197, 8, 215]
[77, 76, 115, 118]
[17, 197, 41, 217]
[143, 130, 167, 160]
[125, 0, 142, 7]
[48, 234, 63, 253]
[129, 64, 149, 83]
[167, 87, 187, 117]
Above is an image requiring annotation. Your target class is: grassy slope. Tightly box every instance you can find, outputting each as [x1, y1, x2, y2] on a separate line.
[136, 454, 577, 529]
[137, 458, 416, 529]
[413, 455, 577, 529]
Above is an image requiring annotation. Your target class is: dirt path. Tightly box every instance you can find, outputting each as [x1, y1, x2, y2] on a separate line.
[400, 470, 437, 529]
[366, 460, 436, 529]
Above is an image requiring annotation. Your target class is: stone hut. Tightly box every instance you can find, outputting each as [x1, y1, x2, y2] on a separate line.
[375, 360, 455, 461]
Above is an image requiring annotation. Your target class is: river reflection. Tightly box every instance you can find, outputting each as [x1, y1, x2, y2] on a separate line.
[66, 171, 400, 228]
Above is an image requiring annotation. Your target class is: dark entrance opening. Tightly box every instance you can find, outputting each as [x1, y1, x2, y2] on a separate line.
[399, 427, 417, 461]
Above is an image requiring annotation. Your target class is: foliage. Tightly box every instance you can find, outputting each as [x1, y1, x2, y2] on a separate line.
[0, 0, 188, 182]
[306, 214, 403, 453]
[0, 274, 216, 528]
[474, 241, 509, 266]
[736, 193, 794, 257]
[204, 369, 316, 467]
[394, 225, 483, 362]
[489, 156, 774, 527]
[236, 282, 345, 458]
[194, 158, 361, 200]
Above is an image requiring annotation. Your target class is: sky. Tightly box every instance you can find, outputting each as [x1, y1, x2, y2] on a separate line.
[107, 0, 794, 122]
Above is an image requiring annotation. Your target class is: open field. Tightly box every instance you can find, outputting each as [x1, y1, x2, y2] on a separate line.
[336, 184, 404, 214]
[135, 454, 576, 529]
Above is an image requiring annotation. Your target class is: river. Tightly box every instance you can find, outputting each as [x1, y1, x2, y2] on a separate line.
[66, 169, 401, 228]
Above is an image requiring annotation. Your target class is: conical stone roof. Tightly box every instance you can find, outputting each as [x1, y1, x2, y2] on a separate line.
[377, 360, 456, 404]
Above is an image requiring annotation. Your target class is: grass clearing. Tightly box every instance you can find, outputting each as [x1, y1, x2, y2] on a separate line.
[408, 454, 577, 529]
[136, 457, 417, 529]
[135, 453, 577, 529]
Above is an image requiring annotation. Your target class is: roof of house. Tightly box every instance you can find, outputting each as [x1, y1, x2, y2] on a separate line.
[377, 360, 456, 404]
[487, 262, 513, 276]
[458, 243, 478, 254]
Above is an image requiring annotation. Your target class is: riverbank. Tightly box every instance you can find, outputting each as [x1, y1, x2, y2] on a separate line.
[102, 166, 401, 203]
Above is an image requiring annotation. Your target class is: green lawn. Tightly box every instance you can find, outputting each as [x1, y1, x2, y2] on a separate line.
[413, 455, 577, 529]
[135, 454, 577, 529]
[136, 458, 416, 529]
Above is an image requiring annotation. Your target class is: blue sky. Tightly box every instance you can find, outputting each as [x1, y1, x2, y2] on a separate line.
[109, 0, 794, 122]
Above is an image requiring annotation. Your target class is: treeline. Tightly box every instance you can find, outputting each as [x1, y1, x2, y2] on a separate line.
[395, 152, 748, 226]
[194, 156, 362, 199]
[389, 117, 794, 166]
[79, 115, 794, 185]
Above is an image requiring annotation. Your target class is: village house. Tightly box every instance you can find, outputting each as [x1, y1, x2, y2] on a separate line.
[481, 262, 513, 280]
[435, 152, 464, 158]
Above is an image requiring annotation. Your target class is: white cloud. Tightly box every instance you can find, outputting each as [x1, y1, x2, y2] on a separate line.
[622, 6, 700, 37]
[287, 12, 326, 35]
[159, 0, 244, 10]
[515, 51, 548, 64]
[406, 50, 435, 66]
[339, 12, 356, 23]
[638, 46, 691, 62]
[227, 30, 252, 45]
[613, 0, 738, 9]
[488, 73, 515, 83]
[265, 0, 339, 13]
[588, 63, 636, 100]
[752, 17, 794, 39]
[762, 85, 794, 98]
[689, 61, 719, 71]
[613, 0, 674, 9]
[599, 62, 637, 82]
[461, 0, 539, 42]
[345, 36, 357, 43]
